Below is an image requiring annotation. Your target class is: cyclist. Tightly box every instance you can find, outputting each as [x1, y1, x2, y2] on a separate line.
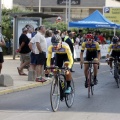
[106, 36, 120, 74]
[47, 34, 73, 94]
[80, 34, 101, 88]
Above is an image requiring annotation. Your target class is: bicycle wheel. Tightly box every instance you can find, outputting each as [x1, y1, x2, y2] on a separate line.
[50, 76, 60, 112]
[65, 79, 75, 108]
[116, 72, 120, 88]
[87, 70, 91, 98]
[91, 74, 94, 95]
[114, 65, 119, 88]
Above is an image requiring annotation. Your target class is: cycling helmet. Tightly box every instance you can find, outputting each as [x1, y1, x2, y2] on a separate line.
[86, 34, 94, 39]
[112, 36, 119, 44]
[51, 34, 62, 46]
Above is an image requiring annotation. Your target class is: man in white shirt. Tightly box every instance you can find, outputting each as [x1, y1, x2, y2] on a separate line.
[34, 25, 47, 82]
[0, 33, 6, 73]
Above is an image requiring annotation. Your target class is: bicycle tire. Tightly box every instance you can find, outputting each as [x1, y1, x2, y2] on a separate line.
[65, 79, 75, 108]
[50, 76, 60, 112]
[87, 70, 91, 98]
[114, 64, 120, 88]
[91, 74, 94, 95]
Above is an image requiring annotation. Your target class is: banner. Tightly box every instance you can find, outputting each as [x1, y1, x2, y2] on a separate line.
[74, 44, 109, 59]
[103, 7, 120, 24]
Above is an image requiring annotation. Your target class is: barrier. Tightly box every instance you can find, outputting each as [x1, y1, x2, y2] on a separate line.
[74, 44, 109, 59]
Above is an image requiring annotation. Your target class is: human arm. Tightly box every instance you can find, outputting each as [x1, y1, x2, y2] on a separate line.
[96, 42, 101, 61]
[0, 34, 6, 47]
[36, 42, 42, 53]
[18, 42, 25, 52]
[106, 44, 112, 58]
[80, 42, 85, 65]
[46, 46, 52, 67]
[66, 46, 73, 69]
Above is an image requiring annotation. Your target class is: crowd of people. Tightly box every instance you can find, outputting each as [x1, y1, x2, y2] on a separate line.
[0, 23, 119, 94]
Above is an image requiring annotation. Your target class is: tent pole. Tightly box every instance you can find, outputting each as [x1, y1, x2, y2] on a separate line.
[114, 27, 116, 36]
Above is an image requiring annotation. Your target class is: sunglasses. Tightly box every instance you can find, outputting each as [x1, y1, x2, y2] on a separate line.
[86, 39, 92, 41]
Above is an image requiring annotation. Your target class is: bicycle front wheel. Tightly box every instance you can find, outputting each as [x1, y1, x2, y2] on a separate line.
[50, 76, 60, 112]
[91, 74, 94, 95]
[65, 79, 75, 108]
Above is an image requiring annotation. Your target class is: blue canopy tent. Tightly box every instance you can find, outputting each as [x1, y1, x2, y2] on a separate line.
[69, 10, 117, 29]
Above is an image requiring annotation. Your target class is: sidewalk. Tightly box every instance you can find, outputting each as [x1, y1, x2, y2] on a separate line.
[0, 55, 52, 95]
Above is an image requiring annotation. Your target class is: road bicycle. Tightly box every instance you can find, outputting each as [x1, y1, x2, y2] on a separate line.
[108, 57, 120, 88]
[46, 66, 75, 112]
[82, 61, 99, 98]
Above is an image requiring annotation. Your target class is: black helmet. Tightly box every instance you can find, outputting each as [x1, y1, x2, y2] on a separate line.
[112, 36, 119, 44]
[51, 34, 62, 46]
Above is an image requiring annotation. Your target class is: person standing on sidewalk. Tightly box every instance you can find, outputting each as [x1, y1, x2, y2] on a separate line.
[17, 27, 31, 75]
[34, 25, 47, 81]
[0, 33, 6, 73]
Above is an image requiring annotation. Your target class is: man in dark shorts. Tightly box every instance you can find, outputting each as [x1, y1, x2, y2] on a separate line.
[80, 34, 101, 88]
[17, 27, 31, 75]
[34, 26, 47, 81]
[0, 33, 6, 73]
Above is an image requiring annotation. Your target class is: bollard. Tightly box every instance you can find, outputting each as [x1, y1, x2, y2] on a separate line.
[0, 74, 13, 87]
[28, 70, 36, 81]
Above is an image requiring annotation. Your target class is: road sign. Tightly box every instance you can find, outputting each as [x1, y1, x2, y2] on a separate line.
[103, 7, 120, 24]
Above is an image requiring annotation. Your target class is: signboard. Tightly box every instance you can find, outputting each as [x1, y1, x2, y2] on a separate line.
[103, 7, 120, 24]
[57, 0, 80, 5]
[17, 18, 40, 48]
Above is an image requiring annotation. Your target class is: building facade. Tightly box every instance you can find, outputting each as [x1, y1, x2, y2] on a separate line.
[12, 0, 120, 21]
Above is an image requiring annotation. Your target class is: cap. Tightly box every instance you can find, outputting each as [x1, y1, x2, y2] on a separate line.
[51, 34, 62, 46]
[22, 27, 28, 32]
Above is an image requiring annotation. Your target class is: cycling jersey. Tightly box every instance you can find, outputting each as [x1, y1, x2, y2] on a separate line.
[108, 44, 120, 53]
[47, 42, 73, 68]
[108, 44, 120, 60]
[81, 41, 100, 61]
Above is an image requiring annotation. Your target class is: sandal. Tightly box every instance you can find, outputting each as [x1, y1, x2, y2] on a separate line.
[20, 73, 27, 76]
[17, 67, 21, 75]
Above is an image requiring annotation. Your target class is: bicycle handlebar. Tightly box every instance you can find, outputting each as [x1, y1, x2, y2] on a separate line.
[46, 66, 69, 70]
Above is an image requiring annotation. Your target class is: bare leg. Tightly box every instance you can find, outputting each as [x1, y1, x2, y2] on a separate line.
[35, 65, 43, 77]
[0, 63, 2, 73]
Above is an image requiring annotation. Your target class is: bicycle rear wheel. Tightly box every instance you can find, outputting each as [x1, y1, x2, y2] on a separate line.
[114, 65, 120, 88]
[65, 79, 75, 108]
[50, 76, 60, 112]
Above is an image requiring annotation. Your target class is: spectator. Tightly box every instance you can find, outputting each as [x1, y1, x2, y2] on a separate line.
[17, 27, 31, 75]
[65, 32, 75, 72]
[34, 25, 47, 81]
[106, 37, 111, 44]
[0, 33, 6, 73]
[45, 30, 53, 69]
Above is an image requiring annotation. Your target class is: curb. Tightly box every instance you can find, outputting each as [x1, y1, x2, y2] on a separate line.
[0, 80, 52, 95]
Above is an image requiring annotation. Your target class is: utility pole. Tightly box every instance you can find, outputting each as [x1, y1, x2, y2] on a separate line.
[66, 0, 68, 24]
[68, 0, 71, 30]
[39, 0, 41, 12]
[0, 0, 2, 33]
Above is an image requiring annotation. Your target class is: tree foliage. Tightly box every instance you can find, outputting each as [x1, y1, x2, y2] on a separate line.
[2, 7, 32, 41]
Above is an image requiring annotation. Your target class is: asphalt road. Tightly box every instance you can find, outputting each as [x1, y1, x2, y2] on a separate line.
[0, 60, 120, 120]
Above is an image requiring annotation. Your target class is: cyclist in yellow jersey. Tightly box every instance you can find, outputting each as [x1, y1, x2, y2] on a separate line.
[80, 34, 101, 88]
[106, 36, 120, 74]
[47, 34, 73, 94]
